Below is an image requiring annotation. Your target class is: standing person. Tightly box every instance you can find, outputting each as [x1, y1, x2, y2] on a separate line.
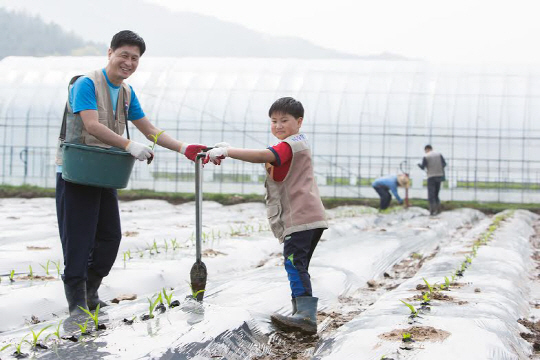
[372, 174, 410, 210]
[417, 144, 446, 215]
[205, 97, 328, 335]
[55, 30, 207, 316]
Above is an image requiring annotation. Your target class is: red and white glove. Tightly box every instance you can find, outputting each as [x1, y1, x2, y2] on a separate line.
[205, 147, 228, 165]
[180, 144, 207, 161]
[125, 140, 154, 161]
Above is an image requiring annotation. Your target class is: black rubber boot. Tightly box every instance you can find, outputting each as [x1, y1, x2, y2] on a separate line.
[271, 296, 318, 335]
[87, 271, 108, 311]
[64, 281, 89, 316]
[291, 298, 297, 315]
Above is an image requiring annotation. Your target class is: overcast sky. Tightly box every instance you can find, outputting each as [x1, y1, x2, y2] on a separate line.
[144, 0, 538, 64]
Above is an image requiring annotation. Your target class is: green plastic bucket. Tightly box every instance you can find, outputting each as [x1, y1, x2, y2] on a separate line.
[62, 142, 136, 189]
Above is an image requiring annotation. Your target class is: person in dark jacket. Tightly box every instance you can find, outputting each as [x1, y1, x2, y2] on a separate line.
[372, 174, 410, 210]
[418, 144, 446, 215]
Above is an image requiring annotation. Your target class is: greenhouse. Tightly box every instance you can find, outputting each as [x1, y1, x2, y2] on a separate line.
[0, 56, 539, 203]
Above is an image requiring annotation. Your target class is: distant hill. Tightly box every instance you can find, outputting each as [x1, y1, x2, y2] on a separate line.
[0, 0, 405, 59]
[0, 8, 105, 59]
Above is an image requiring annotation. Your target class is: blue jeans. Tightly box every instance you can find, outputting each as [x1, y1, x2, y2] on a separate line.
[283, 228, 324, 298]
[56, 173, 122, 286]
[373, 185, 392, 210]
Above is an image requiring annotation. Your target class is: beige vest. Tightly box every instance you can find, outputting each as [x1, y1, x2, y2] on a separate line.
[55, 69, 132, 165]
[265, 133, 328, 243]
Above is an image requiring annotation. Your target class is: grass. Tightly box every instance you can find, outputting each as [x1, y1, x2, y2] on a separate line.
[1, 184, 539, 214]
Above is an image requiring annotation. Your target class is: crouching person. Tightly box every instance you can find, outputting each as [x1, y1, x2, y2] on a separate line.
[372, 174, 410, 210]
[205, 97, 328, 334]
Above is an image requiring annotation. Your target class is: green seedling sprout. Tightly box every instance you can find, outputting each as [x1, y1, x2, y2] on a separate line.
[152, 239, 160, 254]
[451, 273, 456, 282]
[28, 265, 34, 279]
[422, 278, 434, 296]
[14, 335, 27, 355]
[444, 276, 451, 290]
[53, 260, 61, 277]
[400, 300, 417, 318]
[162, 288, 174, 307]
[147, 130, 165, 151]
[79, 304, 101, 330]
[465, 256, 472, 264]
[123, 252, 127, 267]
[402, 332, 412, 342]
[76, 319, 90, 335]
[1, 344, 11, 351]
[171, 238, 178, 250]
[146, 294, 163, 319]
[40, 260, 50, 276]
[139, 250, 144, 258]
[164, 239, 169, 253]
[422, 292, 431, 304]
[461, 262, 467, 272]
[28, 325, 52, 349]
[9, 269, 15, 282]
[52, 320, 63, 340]
[126, 250, 132, 259]
[187, 281, 206, 300]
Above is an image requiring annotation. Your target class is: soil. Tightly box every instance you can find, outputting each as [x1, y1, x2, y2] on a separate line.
[111, 294, 137, 304]
[252, 248, 444, 359]
[16, 275, 56, 281]
[202, 249, 228, 257]
[379, 326, 451, 342]
[520, 221, 540, 356]
[26, 246, 51, 250]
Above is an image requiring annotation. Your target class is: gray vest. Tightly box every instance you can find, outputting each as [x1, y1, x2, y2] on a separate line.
[424, 151, 445, 178]
[265, 133, 328, 243]
[55, 70, 132, 165]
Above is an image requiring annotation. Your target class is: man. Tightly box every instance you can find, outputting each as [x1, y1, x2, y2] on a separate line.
[55, 30, 206, 316]
[418, 145, 446, 215]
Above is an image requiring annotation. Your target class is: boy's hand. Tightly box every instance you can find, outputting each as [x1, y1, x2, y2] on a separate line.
[180, 144, 207, 161]
[213, 142, 231, 148]
[204, 147, 228, 165]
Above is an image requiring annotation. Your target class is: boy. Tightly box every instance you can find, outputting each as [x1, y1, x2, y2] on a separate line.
[205, 97, 328, 335]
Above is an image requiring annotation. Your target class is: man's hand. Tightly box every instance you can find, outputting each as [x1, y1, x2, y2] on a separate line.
[125, 140, 154, 161]
[180, 144, 207, 161]
[204, 147, 228, 165]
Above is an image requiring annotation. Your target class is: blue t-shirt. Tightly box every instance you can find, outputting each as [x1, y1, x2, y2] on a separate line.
[69, 69, 145, 120]
[372, 175, 403, 203]
[58, 69, 145, 172]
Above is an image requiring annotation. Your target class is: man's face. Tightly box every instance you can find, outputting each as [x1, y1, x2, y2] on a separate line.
[107, 45, 141, 81]
[270, 112, 303, 140]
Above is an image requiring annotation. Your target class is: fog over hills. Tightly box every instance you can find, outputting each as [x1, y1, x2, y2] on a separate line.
[0, 0, 409, 59]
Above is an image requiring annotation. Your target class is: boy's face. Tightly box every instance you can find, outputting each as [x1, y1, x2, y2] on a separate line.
[270, 112, 303, 140]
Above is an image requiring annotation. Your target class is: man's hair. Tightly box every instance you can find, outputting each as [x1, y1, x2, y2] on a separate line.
[425, 144, 433, 151]
[268, 97, 304, 119]
[110, 30, 146, 56]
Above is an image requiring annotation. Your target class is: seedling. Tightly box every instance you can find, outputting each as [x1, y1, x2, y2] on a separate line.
[9, 269, 15, 282]
[423, 278, 434, 296]
[188, 282, 206, 300]
[400, 300, 418, 318]
[164, 239, 169, 253]
[442, 276, 451, 290]
[152, 239, 160, 254]
[40, 260, 51, 276]
[13, 335, 28, 356]
[1, 344, 11, 351]
[79, 304, 101, 331]
[465, 256, 472, 264]
[451, 273, 456, 282]
[162, 288, 174, 307]
[75, 319, 90, 335]
[147, 130, 165, 151]
[126, 250, 132, 259]
[402, 332, 413, 342]
[145, 294, 163, 319]
[28, 265, 34, 279]
[28, 325, 52, 349]
[460, 261, 467, 272]
[52, 260, 61, 277]
[421, 292, 431, 305]
[52, 320, 63, 340]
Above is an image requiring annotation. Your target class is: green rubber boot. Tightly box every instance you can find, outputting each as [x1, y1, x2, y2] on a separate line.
[271, 296, 318, 335]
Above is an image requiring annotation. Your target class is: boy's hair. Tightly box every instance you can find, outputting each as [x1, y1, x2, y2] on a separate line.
[268, 97, 304, 119]
[425, 144, 433, 151]
[110, 30, 146, 56]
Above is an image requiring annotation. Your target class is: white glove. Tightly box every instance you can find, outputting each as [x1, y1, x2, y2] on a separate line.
[213, 142, 231, 148]
[125, 140, 154, 161]
[205, 147, 228, 165]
